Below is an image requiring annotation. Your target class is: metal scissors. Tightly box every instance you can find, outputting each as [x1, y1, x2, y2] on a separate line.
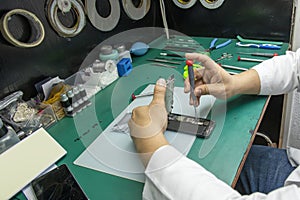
[206, 38, 232, 52]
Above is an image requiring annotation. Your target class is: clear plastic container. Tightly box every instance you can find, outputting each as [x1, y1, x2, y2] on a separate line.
[0, 119, 20, 154]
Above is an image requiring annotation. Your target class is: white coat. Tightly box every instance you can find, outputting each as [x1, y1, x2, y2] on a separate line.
[143, 49, 300, 200]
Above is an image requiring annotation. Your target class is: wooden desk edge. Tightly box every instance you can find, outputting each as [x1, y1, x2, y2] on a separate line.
[231, 95, 271, 188]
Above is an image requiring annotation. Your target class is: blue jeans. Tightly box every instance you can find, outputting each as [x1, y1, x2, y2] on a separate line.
[235, 145, 296, 194]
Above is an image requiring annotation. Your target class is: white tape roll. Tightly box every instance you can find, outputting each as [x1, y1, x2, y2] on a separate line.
[199, 0, 225, 9]
[57, 0, 72, 12]
[172, 0, 197, 9]
[46, 0, 86, 37]
[122, 0, 151, 20]
[0, 9, 45, 48]
[85, 0, 120, 31]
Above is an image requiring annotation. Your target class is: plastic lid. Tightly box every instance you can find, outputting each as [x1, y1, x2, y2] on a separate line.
[116, 44, 126, 53]
[0, 118, 8, 137]
[100, 45, 113, 55]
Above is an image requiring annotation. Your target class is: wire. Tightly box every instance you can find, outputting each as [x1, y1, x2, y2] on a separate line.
[159, 0, 170, 39]
[256, 132, 274, 146]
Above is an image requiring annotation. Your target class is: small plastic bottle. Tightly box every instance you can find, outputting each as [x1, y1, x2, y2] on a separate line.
[60, 93, 73, 115]
[115, 44, 132, 62]
[0, 118, 20, 154]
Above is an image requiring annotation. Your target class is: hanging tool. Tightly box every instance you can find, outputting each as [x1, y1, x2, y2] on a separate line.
[163, 46, 196, 53]
[214, 52, 233, 62]
[147, 58, 181, 65]
[220, 64, 248, 71]
[236, 42, 281, 50]
[236, 35, 283, 46]
[236, 52, 278, 58]
[151, 63, 177, 68]
[160, 52, 183, 58]
[237, 56, 264, 63]
[156, 56, 184, 61]
[206, 38, 232, 52]
[186, 60, 198, 121]
[155, 56, 184, 61]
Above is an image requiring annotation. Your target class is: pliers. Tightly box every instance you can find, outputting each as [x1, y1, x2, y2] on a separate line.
[206, 38, 232, 52]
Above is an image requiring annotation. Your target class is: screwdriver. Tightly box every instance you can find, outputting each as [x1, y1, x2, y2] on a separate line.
[186, 60, 198, 121]
[237, 56, 264, 63]
[131, 92, 153, 100]
[237, 52, 278, 58]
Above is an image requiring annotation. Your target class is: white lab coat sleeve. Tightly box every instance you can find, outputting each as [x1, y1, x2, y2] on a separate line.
[252, 49, 300, 95]
[143, 145, 300, 200]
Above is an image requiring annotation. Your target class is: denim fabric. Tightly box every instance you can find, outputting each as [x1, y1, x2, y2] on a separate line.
[235, 145, 296, 194]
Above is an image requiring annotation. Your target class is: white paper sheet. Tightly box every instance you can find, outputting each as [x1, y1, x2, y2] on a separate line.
[74, 85, 215, 182]
[0, 128, 66, 200]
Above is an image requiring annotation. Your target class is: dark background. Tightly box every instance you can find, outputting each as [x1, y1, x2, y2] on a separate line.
[0, 0, 293, 100]
[0, 0, 294, 145]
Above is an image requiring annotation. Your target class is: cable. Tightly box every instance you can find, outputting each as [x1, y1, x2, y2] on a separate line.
[122, 0, 151, 20]
[256, 132, 274, 146]
[159, 0, 169, 39]
[46, 0, 86, 37]
[0, 9, 45, 48]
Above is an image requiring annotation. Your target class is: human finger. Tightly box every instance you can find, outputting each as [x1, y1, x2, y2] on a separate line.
[189, 92, 200, 107]
[194, 84, 210, 96]
[195, 83, 227, 99]
[131, 106, 151, 126]
[185, 53, 216, 69]
[184, 77, 191, 93]
[150, 78, 166, 106]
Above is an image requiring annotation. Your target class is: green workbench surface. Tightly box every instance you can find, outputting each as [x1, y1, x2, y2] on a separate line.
[16, 36, 288, 200]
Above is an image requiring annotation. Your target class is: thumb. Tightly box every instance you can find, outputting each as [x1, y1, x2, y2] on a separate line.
[150, 78, 166, 106]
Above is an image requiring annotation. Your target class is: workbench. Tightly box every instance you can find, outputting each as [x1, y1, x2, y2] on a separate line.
[16, 36, 289, 199]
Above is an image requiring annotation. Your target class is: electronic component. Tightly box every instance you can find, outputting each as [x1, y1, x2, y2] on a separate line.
[31, 164, 88, 200]
[167, 113, 215, 138]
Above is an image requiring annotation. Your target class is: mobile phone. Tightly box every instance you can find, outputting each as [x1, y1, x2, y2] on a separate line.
[31, 164, 88, 200]
[167, 113, 215, 138]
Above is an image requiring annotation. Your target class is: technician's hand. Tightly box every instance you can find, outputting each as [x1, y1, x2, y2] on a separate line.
[128, 78, 169, 167]
[184, 53, 235, 106]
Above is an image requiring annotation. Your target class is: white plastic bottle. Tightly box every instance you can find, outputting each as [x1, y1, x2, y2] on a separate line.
[0, 118, 20, 154]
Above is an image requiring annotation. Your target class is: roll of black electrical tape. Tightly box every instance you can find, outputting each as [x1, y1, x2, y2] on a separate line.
[0, 9, 45, 48]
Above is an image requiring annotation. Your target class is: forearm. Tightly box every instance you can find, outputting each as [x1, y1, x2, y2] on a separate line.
[231, 69, 261, 96]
